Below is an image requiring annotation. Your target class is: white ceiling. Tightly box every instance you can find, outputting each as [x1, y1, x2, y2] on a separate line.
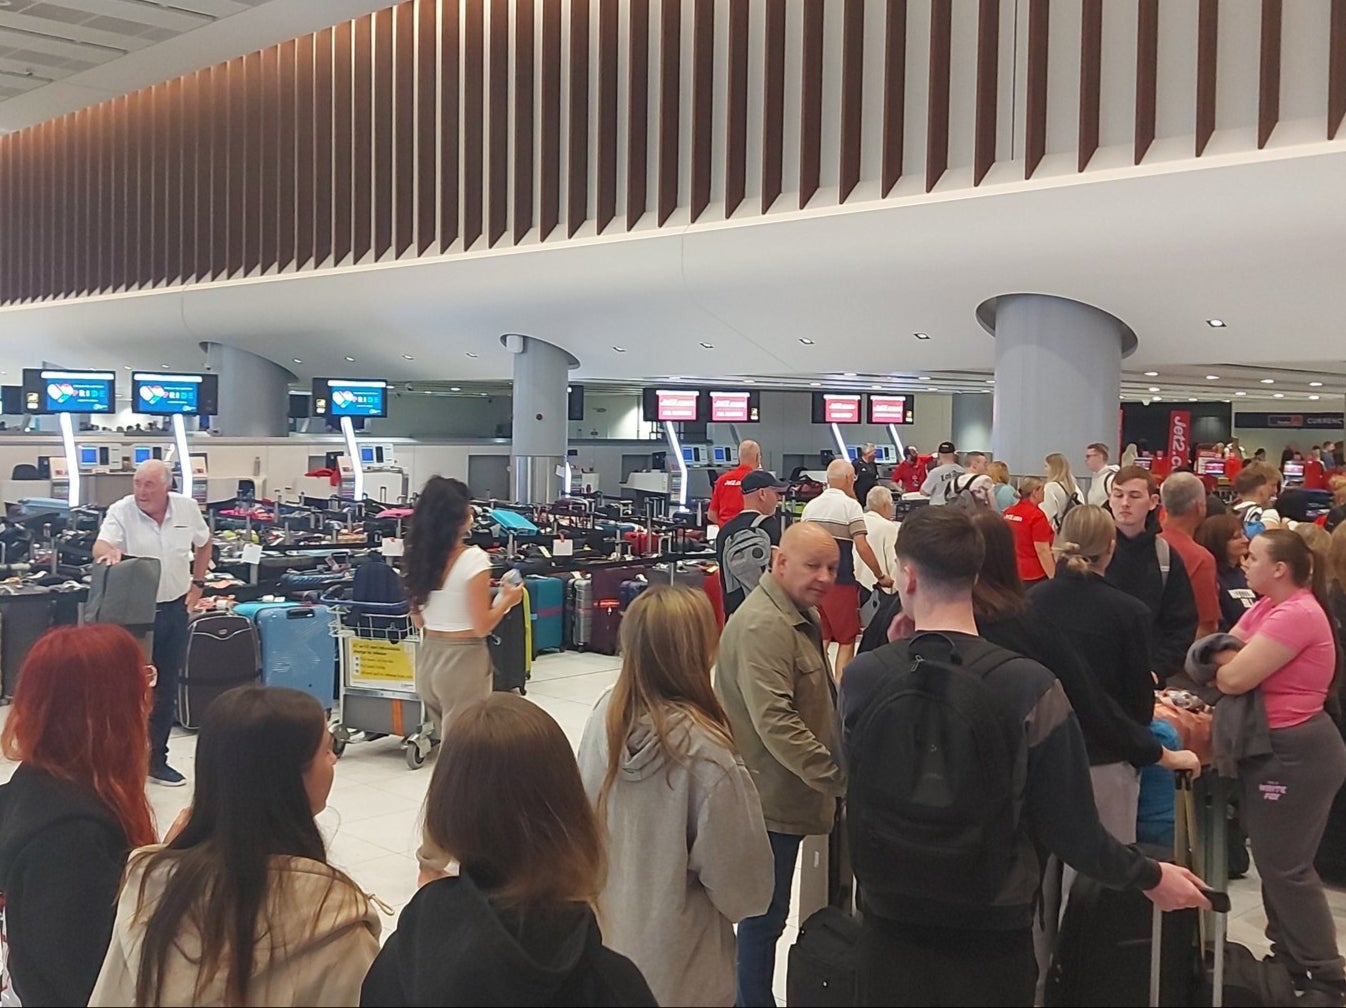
[1, 138, 1345, 408]
[0, 0, 395, 130]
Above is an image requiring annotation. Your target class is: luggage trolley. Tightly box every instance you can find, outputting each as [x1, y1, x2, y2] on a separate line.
[321, 594, 436, 770]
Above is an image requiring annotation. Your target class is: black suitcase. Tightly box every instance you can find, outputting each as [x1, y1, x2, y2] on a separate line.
[489, 589, 528, 694]
[0, 590, 58, 698]
[178, 613, 261, 729]
[786, 906, 860, 1007]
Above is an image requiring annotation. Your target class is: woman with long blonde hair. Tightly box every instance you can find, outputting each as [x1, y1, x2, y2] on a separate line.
[577, 587, 773, 1007]
[1041, 453, 1083, 531]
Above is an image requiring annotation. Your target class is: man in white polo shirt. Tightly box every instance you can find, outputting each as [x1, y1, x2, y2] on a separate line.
[94, 459, 212, 787]
[801, 460, 892, 678]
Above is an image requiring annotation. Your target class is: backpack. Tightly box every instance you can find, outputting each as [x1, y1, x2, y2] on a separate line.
[720, 513, 773, 599]
[945, 473, 992, 510]
[847, 633, 1024, 910]
[342, 556, 410, 640]
[1052, 481, 1082, 531]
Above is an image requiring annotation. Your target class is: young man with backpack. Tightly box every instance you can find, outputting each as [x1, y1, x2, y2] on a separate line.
[945, 451, 995, 509]
[716, 470, 787, 618]
[1084, 442, 1119, 506]
[838, 507, 1211, 1006]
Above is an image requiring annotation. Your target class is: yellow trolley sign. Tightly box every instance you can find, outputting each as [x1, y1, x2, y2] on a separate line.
[344, 637, 417, 689]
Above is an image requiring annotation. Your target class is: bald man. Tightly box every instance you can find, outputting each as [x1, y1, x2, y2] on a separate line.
[708, 439, 762, 525]
[95, 459, 212, 787]
[715, 522, 846, 1006]
[800, 459, 893, 676]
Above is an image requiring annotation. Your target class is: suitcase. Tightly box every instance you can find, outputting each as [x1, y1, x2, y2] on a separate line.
[178, 613, 261, 729]
[524, 575, 565, 656]
[238, 603, 337, 709]
[489, 588, 531, 694]
[585, 566, 645, 656]
[0, 590, 58, 699]
[619, 579, 646, 611]
[567, 575, 593, 650]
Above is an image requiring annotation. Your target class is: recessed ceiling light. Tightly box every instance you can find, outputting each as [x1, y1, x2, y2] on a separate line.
[402, 354, 414, 360]
[123, 364, 132, 370]
[1273, 393, 1284, 398]
[842, 372, 856, 377]
[1260, 378, 1274, 384]
[1206, 375, 1220, 380]
[1235, 391, 1247, 396]
[1310, 381, 1324, 387]
[914, 332, 931, 340]
[743, 379, 756, 384]
[1310, 395, 1321, 401]
[1144, 371, 1159, 377]
[699, 342, 714, 349]
[1148, 386, 1160, 392]
[344, 356, 356, 362]
[160, 363, 169, 368]
[918, 376, 931, 381]
[929, 387, 941, 392]
[292, 358, 302, 364]
[613, 346, 627, 353]
[465, 352, 478, 358]
[799, 338, 815, 345]
[809, 381, 821, 386]
[480, 392, 488, 397]
[449, 386, 461, 391]
[1206, 318, 1227, 328]
[1152, 395, 1163, 401]
[985, 379, 995, 384]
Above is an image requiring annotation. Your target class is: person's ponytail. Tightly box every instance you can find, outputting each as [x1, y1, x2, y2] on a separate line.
[1053, 540, 1092, 576]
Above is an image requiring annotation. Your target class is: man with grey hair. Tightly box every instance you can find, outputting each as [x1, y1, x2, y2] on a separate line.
[708, 439, 763, 526]
[853, 443, 881, 504]
[94, 459, 212, 787]
[1160, 471, 1220, 638]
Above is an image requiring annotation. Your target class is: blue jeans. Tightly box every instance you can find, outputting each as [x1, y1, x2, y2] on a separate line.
[736, 831, 803, 1007]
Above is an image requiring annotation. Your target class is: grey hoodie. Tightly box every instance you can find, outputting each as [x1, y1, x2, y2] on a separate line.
[577, 689, 774, 1007]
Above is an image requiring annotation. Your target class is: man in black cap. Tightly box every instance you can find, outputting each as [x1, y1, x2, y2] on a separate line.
[920, 441, 965, 505]
[717, 469, 788, 617]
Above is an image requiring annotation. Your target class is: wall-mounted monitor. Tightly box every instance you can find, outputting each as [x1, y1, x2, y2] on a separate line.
[708, 389, 761, 424]
[0, 386, 21, 415]
[312, 378, 389, 418]
[642, 388, 703, 423]
[1198, 456, 1226, 477]
[567, 384, 585, 421]
[132, 445, 160, 465]
[76, 444, 102, 469]
[811, 392, 863, 424]
[868, 394, 915, 425]
[288, 392, 311, 418]
[22, 368, 116, 414]
[131, 371, 219, 416]
[1283, 461, 1305, 482]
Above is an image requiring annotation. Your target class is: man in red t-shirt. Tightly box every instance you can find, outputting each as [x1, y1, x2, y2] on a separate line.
[1303, 450, 1327, 490]
[1002, 477, 1056, 583]
[708, 440, 761, 525]
[1159, 472, 1220, 638]
[892, 446, 928, 494]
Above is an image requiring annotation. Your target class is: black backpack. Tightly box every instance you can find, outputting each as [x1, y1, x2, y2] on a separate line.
[847, 633, 1024, 909]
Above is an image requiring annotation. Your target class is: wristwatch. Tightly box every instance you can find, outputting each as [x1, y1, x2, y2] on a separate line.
[191, 578, 206, 588]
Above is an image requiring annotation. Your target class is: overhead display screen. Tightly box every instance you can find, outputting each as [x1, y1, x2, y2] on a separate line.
[312, 378, 389, 418]
[132, 372, 219, 415]
[642, 388, 702, 423]
[811, 392, 863, 424]
[22, 368, 116, 414]
[708, 390, 761, 423]
[868, 394, 915, 425]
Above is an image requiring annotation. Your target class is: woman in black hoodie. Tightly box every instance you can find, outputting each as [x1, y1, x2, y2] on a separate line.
[361, 693, 655, 1007]
[0, 625, 159, 1006]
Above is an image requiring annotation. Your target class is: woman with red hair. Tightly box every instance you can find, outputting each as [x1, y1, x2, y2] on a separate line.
[0, 624, 157, 1006]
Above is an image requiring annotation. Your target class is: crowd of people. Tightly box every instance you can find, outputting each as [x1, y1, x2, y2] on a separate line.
[1, 438, 1345, 1007]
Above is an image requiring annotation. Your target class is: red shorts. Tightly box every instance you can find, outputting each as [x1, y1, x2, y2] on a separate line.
[817, 582, 861, 644]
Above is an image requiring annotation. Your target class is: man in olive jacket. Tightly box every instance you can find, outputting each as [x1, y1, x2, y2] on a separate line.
[715, 522, 846, 1007]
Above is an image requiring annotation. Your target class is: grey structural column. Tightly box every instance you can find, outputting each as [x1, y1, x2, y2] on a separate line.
[504, 334, 578, 503]
[204, 343, 294, 437]
[950, 392, 994, 454]
[980, 293, 1137, 476]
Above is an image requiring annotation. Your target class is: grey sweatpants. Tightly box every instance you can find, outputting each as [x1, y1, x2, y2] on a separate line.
[1241, 712, 1346, 981]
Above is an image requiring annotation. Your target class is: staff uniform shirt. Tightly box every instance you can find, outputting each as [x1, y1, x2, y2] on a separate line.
[710, 465, 755, 524]
[97, 493, 210, 602]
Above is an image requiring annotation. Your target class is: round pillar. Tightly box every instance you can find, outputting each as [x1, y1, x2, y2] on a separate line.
[205, 343, 294, 437]
[951, 392, 994, 454]
[980, 294, 1136, 476]
[504, 334, 578, 503]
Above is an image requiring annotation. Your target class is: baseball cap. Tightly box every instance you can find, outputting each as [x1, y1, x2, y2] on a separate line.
[741, 470, 790, 493]
[938, 441, 956, 455]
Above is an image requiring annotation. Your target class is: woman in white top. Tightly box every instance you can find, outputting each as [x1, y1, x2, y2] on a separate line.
[577, 587, 773, 1006]
[857, 485, 900, 612]
[1041, 452, 1083, 531]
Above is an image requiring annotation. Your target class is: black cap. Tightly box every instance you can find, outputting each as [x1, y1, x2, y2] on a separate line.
[938, 441, 956, 455]
[741, 470, 790, 493]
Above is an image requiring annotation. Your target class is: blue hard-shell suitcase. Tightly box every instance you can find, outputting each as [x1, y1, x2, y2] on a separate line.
[241, 603, 337, 709]
[525, 575, 565, 656]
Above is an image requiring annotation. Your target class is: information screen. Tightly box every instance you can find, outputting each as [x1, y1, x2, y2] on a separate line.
[868, 394, 915, 425]
[642, 388, 702, 422]
[811, 392, 863, 424]
[131, 372, 219, 415]
[312, 378, 389, 418]
[708, 390, 761, 423]
[22, 369, 116, 414]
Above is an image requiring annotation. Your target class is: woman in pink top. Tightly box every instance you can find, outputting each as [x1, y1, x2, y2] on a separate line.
[1214, 529, 1346, 1003]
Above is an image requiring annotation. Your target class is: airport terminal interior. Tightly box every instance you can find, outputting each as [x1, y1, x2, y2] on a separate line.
[3, 0, 1346, 1005]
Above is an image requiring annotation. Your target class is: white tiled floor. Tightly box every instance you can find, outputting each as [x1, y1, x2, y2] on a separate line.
[5, 650, 1346, 1004]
